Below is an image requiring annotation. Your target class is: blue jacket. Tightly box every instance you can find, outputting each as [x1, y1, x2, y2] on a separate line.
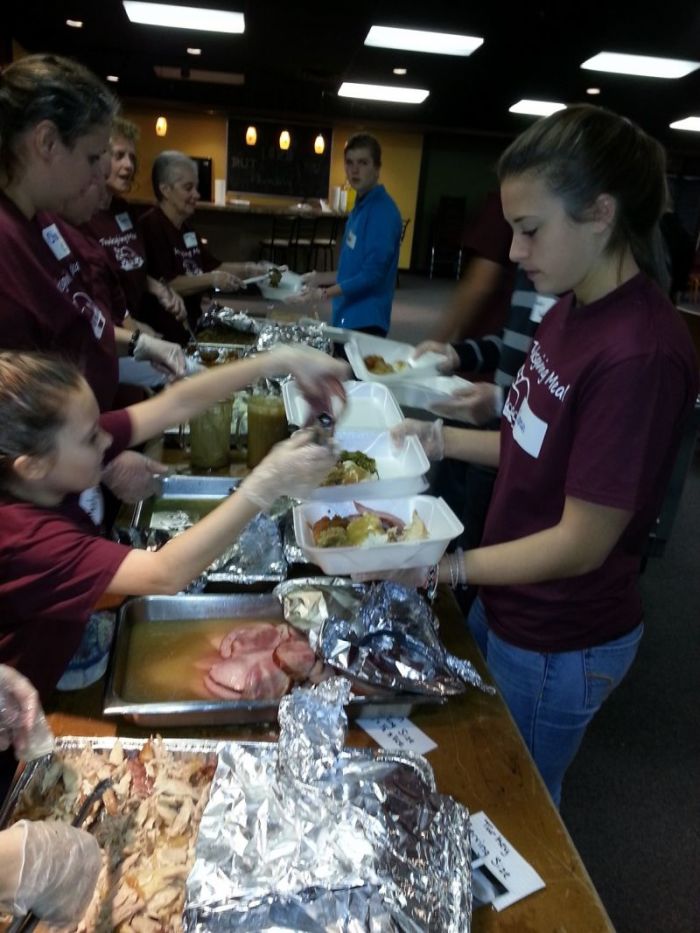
[332, 184, 402, 332]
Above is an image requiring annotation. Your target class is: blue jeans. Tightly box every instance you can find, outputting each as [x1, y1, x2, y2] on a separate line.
[467, 597, 643, 806]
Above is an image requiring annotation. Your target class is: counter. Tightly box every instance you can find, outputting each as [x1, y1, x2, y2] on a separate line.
[44, 588, 613, 932]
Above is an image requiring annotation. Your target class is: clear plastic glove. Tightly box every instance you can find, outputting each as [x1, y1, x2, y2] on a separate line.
[239, 429, 338, 510]
[431, 383, 504, 425]
[282, 285, 325, 305]
[211, 269, 243, 291]
[300, 270, 321, 288]
[351, 567, 430, 587]
[0, 820, 101, 924]
[390, 418, 444, 461]
[133, 333, 187, 380]
[0, 666, 41, 755]
[266, 344, 350, 407]
[101, 451, 169, 503]
[243, 261, 273, 278]
[412, 340, 460, 374]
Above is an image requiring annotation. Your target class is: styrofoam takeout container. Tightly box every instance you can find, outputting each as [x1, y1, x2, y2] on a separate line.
[389, 376, 473, 414]
[283, 380, 403, 431]
[310, 428, 429, 501]
[345, 334, 448, 384]
[258, 269, 303, 301]
[293, 495, 464, 575]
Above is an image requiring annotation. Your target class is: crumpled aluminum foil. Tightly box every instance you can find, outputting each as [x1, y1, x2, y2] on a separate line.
[274, 577, 366, 634]
[184, 678, 472, 932]
[318, 582, 495, 697]
[255, 320, 332, 355]
[198, 305, 261, 335]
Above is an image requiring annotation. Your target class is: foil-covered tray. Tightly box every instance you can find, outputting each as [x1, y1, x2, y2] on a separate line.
[123, 474, 287, 589]
[103, 595, 445, 726]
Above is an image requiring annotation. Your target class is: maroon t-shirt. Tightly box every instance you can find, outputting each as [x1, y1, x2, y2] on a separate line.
[56, 218, 129, 327]
[0, 193, 119, 412]
[0, 410, 133, 702]
[481, 273, 699, 651]
[81, 196, 148, 317]
[137, 206, 219, 281]
[461, 191, 516, 338]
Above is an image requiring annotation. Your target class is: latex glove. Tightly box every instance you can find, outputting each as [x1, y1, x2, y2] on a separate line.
[282, 285, 325, 305]
[0, 820, 101, 924]
[101, 451, 169, 503]
[133, 333, 187, 380]
[243, 261, 274, 278]
[152, 281, 187, 322]
[266, 344, 350, 409]
[239, 429, 338, 510]
[431, 383, 504, 425]
[211, 269, 243, 291]
[411, 340, 460, 374]
[300, 270, 321, 288]
[0, 666, 40, 754]
[390, 418, 444, 461]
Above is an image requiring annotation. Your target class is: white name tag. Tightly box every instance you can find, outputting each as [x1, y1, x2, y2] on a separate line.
[114, 211, 133, 232]
[183, 231, 198, 249]
[42, 223, 71, 261]
[346, 230, 357, 249]
[530, 294, 557, 323]
[78, 485, 104, 526]
[512, 396, 547, 458]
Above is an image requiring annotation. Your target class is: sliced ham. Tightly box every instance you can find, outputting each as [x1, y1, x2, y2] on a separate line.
[207, 653, 291, 700]
[274, 638, 317, 680]
[353, 500, 405, 531]
[219, 622, 287, 658]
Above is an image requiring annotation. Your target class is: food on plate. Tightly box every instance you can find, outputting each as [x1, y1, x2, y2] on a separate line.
[320, 450, 379, 486]
[363, 354, 408, 375]
[203, 621, 332, 700]
[267, 266, 283, 288]
[310, 502, 429, 548]
[8, 737, 216, 932]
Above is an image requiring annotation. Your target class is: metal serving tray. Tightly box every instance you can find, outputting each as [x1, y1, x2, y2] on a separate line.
[103, 594, 445, 726]
[128, 475, 287, 589]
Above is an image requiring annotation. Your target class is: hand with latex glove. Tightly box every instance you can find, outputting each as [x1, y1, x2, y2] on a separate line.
[243, 261, 274, 278]
[101, 451, 170, 503]
[282, 285, 325, 305]
[266, 344, 350, 413]
[132, 333, 187, 380]
[0, 665, 40, 753]
[300, 270, 321, 288]
[411, 340, 460, 374]
[211, 269, 243, 291]
[431, 382, 504, 425]
[239, 429, 337, 510]
[0, 820, 101, 925]
[390, 418, 444, 461]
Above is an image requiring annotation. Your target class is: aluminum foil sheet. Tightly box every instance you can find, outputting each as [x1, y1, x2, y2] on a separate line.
[184, 678, 472, 932]
[318, 583, 495, 697]
[255, 319, 332, 355]
[274, 577, 367, 634]
[198, 305, 261, 335]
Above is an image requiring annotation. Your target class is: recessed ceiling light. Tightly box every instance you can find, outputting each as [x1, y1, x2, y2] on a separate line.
[106, 75, 120, 83]
[586, 87, 601, 95]
[338, 82, 429, 104]
[393, 67, 407, 75]
[187, 47, 202, 55]
[123, 2, 244, 33]
[581, 51, 700, 79]
[509, 99, 566, 116]
[670, 117, 700, 132]
[365, 25, 483, 57]
[66, 19, 83, 28]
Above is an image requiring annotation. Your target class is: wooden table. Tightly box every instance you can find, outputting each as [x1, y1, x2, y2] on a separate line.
[45, 588, 613, 932]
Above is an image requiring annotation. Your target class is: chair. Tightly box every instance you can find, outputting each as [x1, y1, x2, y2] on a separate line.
[290, 216, 318, 272]
[259, 215, 298, 266]
[429, 196, 467, 280]
[310, 215, 341, 271]
[396, 218, 411, 287]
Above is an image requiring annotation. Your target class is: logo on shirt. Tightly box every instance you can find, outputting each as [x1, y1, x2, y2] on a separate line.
[114, 211, 134, 232]
[183, 231, 198, 249]
[183, 257, 203, 276]
[503, 340, 570, 458]
[114, 244, 144, 271]
[72, 291, 106, 340]
[42, 223, 71, 261]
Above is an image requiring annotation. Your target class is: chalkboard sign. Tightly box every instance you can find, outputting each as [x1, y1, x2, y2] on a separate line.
[227, 120, 332, 197]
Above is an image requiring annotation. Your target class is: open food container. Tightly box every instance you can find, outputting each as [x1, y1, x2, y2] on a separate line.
[345, 333, 448, 384]
[293, 495, 464, 574]
[311, 427, 429, 500]
[102, 594, 444, 725]
[389, 374, 473, 413]
[283, 378, 403, 430]
[257, 268, 303, 301]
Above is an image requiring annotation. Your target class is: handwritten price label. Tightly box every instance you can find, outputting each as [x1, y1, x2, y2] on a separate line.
[470, 812, 545, 910]
[356, 716, 437, 754]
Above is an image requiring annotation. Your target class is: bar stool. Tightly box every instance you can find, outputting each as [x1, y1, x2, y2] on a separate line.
[310, 215, 340, 271]
[259, 215, 298, 266]
[291, 216, 318, 272]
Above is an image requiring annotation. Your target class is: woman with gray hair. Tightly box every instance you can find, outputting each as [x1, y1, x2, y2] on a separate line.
[138, 150, 268, 328]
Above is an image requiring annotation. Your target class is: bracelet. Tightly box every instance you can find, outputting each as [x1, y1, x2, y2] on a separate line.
[127, 328, 141, 357]
[447, 548, 468, 589]
[424, 563, 439, 602]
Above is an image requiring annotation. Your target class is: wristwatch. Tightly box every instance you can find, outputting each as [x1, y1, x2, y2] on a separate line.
[127, 328, 141, 357]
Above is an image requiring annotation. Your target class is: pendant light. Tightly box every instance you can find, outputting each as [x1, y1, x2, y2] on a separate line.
[245, 125, 257, 146]
[279, 129, 291, 151]
[314, 133, 325, 155]
[155, 116, 168, 137]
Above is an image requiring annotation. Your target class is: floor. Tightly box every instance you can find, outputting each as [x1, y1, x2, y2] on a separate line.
[359, 273, 700, 933]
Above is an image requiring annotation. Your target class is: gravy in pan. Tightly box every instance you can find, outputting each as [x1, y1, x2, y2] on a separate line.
[121, 618, 282, 702]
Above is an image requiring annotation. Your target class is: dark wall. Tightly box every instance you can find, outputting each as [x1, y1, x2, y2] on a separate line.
[412, 134, 509, 273]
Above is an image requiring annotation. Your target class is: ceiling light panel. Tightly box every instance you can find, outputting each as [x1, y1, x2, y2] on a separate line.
[365, 25, 483, 57]
[670, 117, 700, 132]
[509, 99, 566, 116]
[123, 2, 244, 33]
[581, 51, 700, 79]
[338, 82, 429, 104]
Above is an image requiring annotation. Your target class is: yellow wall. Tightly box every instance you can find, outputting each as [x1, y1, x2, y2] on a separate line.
[123, 108, 422, 268]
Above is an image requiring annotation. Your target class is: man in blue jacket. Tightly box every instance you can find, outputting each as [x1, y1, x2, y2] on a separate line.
[302, 134, 402, 336]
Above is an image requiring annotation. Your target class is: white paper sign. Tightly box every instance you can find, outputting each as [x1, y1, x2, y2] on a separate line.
[356, 716, 437, 755]
[469, 811, 545, 910]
